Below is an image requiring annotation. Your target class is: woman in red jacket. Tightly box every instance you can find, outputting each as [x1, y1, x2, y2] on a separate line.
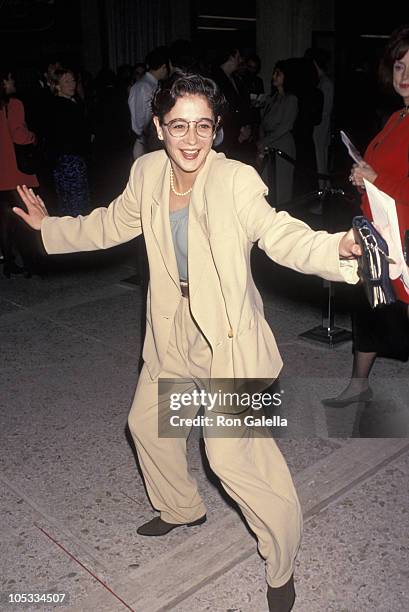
[0, 67, 39, 277]
[324, 25, 409, 407]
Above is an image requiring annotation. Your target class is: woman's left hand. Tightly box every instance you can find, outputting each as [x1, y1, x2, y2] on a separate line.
[338, 228, 362, 259]
[13, 185, 49, 230]
[349, 162, 377, 188]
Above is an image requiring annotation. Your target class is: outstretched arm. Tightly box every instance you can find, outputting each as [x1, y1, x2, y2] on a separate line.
[14, 161, 143, 255]
[233, 164, 360, 283]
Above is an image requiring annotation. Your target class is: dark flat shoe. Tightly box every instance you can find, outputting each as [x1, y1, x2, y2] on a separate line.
[322, 388, 373, 408]
[3, 262, 25, 278]
[267, 574, 295, 612]
[137, 514, 206, 536]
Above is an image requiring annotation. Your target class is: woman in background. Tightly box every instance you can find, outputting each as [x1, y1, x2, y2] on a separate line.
[0, 67, 38, 277]
[48, 68, 91, 216]
[323, 24, 409, 407]
[257, 60, 298, 206]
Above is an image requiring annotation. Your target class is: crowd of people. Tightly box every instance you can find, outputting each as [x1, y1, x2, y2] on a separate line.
[1, 39, 335, 279]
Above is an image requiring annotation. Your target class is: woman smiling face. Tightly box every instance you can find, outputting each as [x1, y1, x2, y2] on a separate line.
[393, 48, 409, 105]
[153, 94, 217, 181]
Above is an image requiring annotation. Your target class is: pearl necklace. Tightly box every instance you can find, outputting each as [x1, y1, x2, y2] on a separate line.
[170, 167, 192, 197]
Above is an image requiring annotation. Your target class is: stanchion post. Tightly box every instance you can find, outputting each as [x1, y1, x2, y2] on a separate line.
[298, 189, 352, 348]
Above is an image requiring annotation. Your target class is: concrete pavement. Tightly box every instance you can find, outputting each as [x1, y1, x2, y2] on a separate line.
[1, 243, 408, 611]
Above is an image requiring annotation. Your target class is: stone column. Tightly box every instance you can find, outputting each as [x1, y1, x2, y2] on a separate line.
[169, 0, 191, 41]
[256, 0, 334, 91]
[80, 0, 103, 74]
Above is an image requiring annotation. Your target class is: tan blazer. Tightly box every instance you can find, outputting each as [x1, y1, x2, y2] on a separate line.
[41, 149, 358, 380]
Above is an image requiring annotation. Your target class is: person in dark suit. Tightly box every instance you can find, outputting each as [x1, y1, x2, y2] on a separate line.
[212, 47, 254, 162]
[289, 57, 324, 197]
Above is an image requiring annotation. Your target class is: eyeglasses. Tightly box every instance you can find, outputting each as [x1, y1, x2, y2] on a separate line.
[162, 118, 216, 138]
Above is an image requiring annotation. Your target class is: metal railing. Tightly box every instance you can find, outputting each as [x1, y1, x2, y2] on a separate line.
[260, 147, 358, 347]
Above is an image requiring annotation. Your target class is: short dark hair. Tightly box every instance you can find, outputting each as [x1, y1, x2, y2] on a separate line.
[273, 59, 297, 95]
[40, 56, 62, 73]
[151, 71, 226, 123]
[169, 39, 198, 71]
[50, 68, 75, 95]
[246, 54, 261, 73]
[145, 46, 169, 72]
[217, 47, 240, 66]
[379, 24, 409, 93]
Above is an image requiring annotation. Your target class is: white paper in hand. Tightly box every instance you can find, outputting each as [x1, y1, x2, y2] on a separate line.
[340, 130, 364, 164]
[364, 179, 409, 293]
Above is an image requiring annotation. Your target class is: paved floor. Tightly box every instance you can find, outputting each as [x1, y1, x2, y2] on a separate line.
[1, 243, 408, 611]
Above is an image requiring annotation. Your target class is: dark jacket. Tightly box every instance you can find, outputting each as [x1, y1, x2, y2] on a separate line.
[47, 96, 90, 162]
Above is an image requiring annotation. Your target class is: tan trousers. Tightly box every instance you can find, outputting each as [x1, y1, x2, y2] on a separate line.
[128, 296, 303, 587]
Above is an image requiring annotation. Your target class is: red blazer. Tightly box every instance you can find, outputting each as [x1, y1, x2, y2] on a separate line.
[361, 110, 409, 303]
[0, 98, 39, 191]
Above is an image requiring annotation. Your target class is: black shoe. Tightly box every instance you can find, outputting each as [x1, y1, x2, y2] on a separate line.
[3, 262, 24, 278]
[267, 575, 295, 612]
[137, 514, 206, 537]
[322, 388, 373, 408]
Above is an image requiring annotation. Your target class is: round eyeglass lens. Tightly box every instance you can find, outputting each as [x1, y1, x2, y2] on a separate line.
[167, 119, 214, 137]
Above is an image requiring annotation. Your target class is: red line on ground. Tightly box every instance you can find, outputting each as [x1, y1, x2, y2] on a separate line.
[34, 523, 136, 612]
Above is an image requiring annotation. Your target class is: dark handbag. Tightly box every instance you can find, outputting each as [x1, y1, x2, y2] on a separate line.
[14, 142, 40, 175]
[352, 215, 396, 308]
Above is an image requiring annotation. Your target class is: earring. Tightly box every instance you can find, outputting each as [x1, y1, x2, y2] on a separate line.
[158, 133, 163, 140]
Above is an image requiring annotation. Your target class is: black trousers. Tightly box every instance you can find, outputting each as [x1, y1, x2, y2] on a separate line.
[352, 286, 409, 361]
[0, 190, 20, 264]
[0, 189, 44, 273]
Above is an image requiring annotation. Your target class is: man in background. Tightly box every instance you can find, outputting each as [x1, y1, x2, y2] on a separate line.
[212, 47, 254, 162]
[128, 46, 169, 160]
[305, 48, 334, 189]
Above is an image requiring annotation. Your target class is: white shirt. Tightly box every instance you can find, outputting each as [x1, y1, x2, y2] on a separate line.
[128, 72, 158, 139]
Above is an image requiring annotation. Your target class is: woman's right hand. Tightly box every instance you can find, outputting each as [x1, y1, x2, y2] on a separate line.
[13, 185, 49, 230]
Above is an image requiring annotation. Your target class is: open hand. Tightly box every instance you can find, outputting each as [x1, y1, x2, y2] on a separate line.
[13, 185, 49, 230]
[339, 228, 362, 259]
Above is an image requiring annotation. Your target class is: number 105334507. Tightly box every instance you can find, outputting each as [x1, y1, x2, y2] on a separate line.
[6, 592, 68, 605]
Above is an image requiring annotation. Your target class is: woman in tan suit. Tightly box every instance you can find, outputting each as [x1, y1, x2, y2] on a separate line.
[15, 73, 360, 612]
